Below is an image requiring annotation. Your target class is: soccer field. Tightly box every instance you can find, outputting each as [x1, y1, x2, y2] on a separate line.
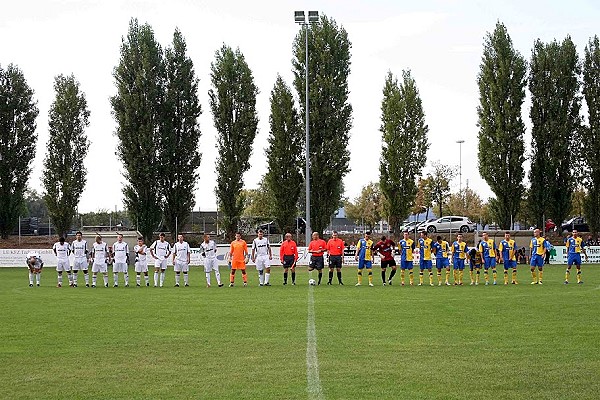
[1, 265, 599, 400]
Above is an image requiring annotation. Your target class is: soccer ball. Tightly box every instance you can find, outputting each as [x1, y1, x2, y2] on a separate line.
[308, 278, 316, 286]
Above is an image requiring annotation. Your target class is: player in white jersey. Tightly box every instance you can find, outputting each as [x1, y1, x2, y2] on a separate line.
[26, 252, 44, 287]
[252, 229, 273, 286]
[53, 237, 72, 287]
[133, 237, 149, 286]
[90, 235, 109, 287]
[71, 231, 90, 287]
[112, 233, 130, 287]
[200, 233, 223, 287]
[150, 232, 171, 287]
[172, 234, 191, 287]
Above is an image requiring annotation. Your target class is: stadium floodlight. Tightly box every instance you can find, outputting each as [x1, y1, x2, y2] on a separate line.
[294, 10, 319, 245]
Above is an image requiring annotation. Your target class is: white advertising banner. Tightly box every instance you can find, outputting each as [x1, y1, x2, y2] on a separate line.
[548, 246, 600, 264]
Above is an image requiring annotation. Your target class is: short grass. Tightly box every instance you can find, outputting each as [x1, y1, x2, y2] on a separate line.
[0, 265, 599, 399]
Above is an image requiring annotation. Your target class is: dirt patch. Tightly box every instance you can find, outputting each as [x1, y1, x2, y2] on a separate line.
[0, 235, 60, 249]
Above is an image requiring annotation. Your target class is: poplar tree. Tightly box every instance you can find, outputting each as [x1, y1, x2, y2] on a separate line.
[477, 22, 526, 229]
[209, 45, 259, 239]
[0, 64, 39, 238]
[379, 70, 429, 234]
[43, 74, 90, 238]
[264, 75, 303, 234]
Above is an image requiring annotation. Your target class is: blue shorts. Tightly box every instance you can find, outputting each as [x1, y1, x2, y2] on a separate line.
[436, 258, 449, 268]
[419, 260, 432, 270]
[453, 259, 465, 270]
[358, 259, 372, 270]
[503, 260, 517, 270]
[530, 254, 544, 268]
[469, 263, 481, 271]
[567, 254, 582, 266]
[484, 257, 496, 270]
[401, 260, 413, 270]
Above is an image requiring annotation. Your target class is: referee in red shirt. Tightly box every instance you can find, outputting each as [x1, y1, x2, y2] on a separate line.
[326, 231, 345, 285]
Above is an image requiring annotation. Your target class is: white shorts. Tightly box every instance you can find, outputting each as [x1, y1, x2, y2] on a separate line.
[113, 262, 128, 273]
[203, 258, 219, 273]
[92, 262, 107, 273]
[174, 260, 189, 272]
[56, 259, 71, 272]
[135, 261, 148, 273]
[73, 258, 88, 271]
[255, 255, 270, 271]
[154, 258, 168, 270]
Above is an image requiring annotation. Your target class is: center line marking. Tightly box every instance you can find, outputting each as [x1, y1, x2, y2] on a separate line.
[306, 285, 325, 399]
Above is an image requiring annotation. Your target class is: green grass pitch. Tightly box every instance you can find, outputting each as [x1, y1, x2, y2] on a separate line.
[1, 265, 599, 399]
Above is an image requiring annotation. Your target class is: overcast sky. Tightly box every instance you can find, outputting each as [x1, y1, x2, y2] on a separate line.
[2, 0, 599, 213]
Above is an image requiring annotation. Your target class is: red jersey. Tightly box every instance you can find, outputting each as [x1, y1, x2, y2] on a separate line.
[326, 238, 344, 256]
[374, 239, 395, 262]
[280, 240, 298, 261]
[308, 239, 327, 257]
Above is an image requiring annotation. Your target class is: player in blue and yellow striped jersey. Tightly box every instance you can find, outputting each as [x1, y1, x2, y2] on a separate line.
[399, 231, 416, 286]
[498, 232, 518, 285]
[479, 232, 498, 285]
[451, 234, 469, 285]
[565, 230, 588, 284]
[355, 232, 375, 287]
[417, 231, 434, 286]
[530, 229, 550, 284]
[432, 236, 451, 286]
[468, 246, 482, 285]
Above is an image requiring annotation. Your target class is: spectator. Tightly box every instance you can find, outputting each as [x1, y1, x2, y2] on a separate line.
[517, 247, 528, 264]
[545, 219, 556, 233]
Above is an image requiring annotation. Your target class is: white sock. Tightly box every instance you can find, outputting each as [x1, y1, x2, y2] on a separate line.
[265, 273, 270, 284]
[58, 274, 63, 285]
[92, 275, 97, 286]
[154, 272, 159, 286]
[183, 273, 188, 285]
[67, 273, 73, 284]
[160, 271, 165, 286]
[113, 273, 119, 285]
[259, 271, 264, 285]
[205, 272, 211, 286]
[73, 273, 78, 285]
[103, 275, 109, 286]
[175, 274, 180, 285]
[215, 269, 221, 285]
[124, 273, 129, 286]
[136, 275, 141, 285]
[29, 272, 34, 285]
[84, 273, 89, 285]
[36, 273, 40, 284]
[144, 275, 149, 285]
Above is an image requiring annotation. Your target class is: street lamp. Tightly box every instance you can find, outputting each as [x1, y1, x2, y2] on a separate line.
[295, 10, 318, 245]
[456, 140, 465, 214]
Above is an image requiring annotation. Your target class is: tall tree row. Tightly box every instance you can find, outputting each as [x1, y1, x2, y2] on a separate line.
[379, 70, 429, 234]
[209, 45, 259, 240]
[264, 75, 303, 234]
[292, 15, 352, 236]
[528, 36, 581, 229]
[582, 35, 600, 235]
[477, 22, 526, 229]
[161, 29, 202, 236]
[0, 64, 39, 239]
[42, 74, 90, 238]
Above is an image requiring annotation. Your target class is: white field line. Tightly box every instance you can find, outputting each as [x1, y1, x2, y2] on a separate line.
[306, 285, 325, 399]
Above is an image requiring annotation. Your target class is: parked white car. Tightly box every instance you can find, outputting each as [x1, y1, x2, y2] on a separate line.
[418, 216, 476, 233]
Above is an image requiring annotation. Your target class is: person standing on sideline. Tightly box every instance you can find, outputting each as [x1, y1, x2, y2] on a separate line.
[90, 235, 109, 288]
[498, 232, 519, 285]
[133, 237, 149, 287]
[565, 229, 588, 284]
[26, 252, 44, 287]
[398, 231, 416, 286]
[355, 231, 374, 286]
[150, 233, 171, 287]
[252, 230, 273, 286]
[451, 233, 469, 285]
[71, 231, 89, 287]
[308, 232, 327, 285]
[373, 235, 397, 285]
[326, 231, 345, 285]
[432, 236, 451, 286]
[172, 234, 191, 287]
[417, 231, 434, 286]
[280, 233, 298, 285]
[229, 232, 249, 287]
[53, 236, 72, 287]
[479, 232, 498, 285]
[112, 233, 130, 287]
[200, 234, 223, 287]
[530, 228, 549, 284]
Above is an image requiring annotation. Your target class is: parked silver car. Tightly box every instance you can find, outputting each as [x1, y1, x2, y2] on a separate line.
[418, 216, 476, 233]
